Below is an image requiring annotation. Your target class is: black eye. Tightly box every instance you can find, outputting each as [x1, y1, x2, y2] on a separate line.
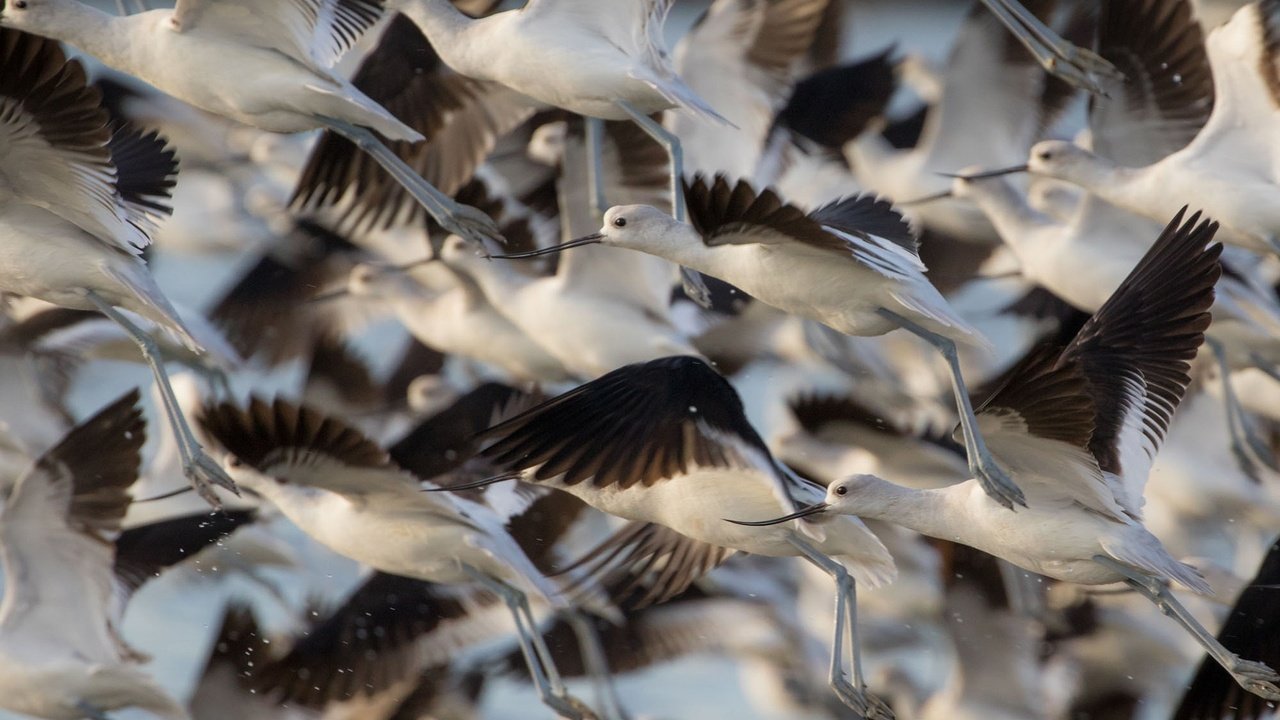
[227, 456, 243, 469]
[613, 217, 626, 228]
[1038, 150, 1052, 161]
[14, 1, 27, 8]
[835, 485, 848, 496]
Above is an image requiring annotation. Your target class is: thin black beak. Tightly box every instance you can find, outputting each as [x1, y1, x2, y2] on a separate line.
[423, 473, 518, 492]
[939, 164, 1029, 181]
[135, 486, 196, 503]
[899, 189, 953, 205]
[724, 501, 830, 526]
[489, 233, 603, 259]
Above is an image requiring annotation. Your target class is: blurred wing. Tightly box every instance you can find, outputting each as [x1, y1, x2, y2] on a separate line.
[0, 29, 151, 253]
[171, 0, 383, 68]
[290, 14, 534, 233]
[1180, 2, 1280, 180]
[0, 391, 143, 664]
[1089, 0, 1213, 165]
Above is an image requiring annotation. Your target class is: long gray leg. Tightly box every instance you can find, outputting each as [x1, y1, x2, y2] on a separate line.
[878, 308, 1026, 509]
[585, 117, 608, 220]
[1092, 555, 1280, 701]
[84, 291, 235, 507]
[463, 567, 599, 720]
[564, 611, 627, 720]
[976, 0, 1121, 93]
[1207, 339, 1279, 477]
[789, 537, 894, 719]
[316, 116, 503, 250]
[613, 101, 714, 309]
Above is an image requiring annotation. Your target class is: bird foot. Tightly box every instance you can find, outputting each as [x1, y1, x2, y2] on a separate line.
[441, 202, 504, 249]
[832, 678, 894, 719]
[551, 694, 600, 720]
[183, 451, 238, 508]
[970, 451, 1027, 510]
[1231, 657, 1280, 700]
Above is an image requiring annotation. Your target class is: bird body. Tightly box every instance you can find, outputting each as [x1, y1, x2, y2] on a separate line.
[0, 206, 203, 351]
[393, 0, 720, 122]
[833, 475, 1204, 590]
[0, 1, 419, 140]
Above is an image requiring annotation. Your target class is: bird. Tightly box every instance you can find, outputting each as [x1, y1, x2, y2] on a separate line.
[492, 172, 1028, 511]
[730, 207, 1280, 703]
[0, 390, 182, 720]
[843, 0, 1076, 242]
[0, 0, 505, 247]
[0, 26, 237, 504]
[459, 354, 897, 717]
[196, 395, 607, 720]
[962, 0, 1280, 255]
[438, 234, 700, 379]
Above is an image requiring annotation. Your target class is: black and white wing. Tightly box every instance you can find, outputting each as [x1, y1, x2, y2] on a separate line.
[0, 390, 143, 664]
[978, 208, 1221, 518]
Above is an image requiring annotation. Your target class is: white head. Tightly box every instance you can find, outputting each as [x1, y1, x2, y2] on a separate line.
[1026, 140, 1104, 182]
[822, 474, 886, 514]
[407, 374, 455, 414]
[596, 204, 688, 255]
[527, 121, 567, 167]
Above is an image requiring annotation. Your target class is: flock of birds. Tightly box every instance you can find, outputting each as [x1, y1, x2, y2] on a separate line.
[2, 0, 1280, 718]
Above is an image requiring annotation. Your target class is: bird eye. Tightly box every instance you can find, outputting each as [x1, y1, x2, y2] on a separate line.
[1038, 150, 1053, 161]
[227, 456, 243, 469]
[834, 485, 848, 496]
[14, 1, 28, 8]
[613, 217, 627, 228]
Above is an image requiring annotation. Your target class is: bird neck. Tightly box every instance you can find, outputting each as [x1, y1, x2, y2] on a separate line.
[845, 477, 970, 545]
[29, 3, 138, 73]
[632, 222, 712, 271]
[460, 256, 531, 300]
[395, 0, 477, 69]
[963, 181, 1049, 254]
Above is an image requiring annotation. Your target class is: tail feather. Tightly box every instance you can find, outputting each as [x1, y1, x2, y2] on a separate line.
[641, 71, 735, 127]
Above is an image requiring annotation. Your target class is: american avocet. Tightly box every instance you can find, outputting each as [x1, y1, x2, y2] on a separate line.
[734, 209, 1280, 702]
[843, 2, 1072, 241]
[494, 174, 1027, 510]
[971, 0, 1280, 254]
[0, 0, 505, 247]
[0, 390, 187, 720]
[465, 355, 897, 716]
[669, 0, 830, 181]
[0, 27, 236, 504]
[319, 260, 574, 383]
[439, 235, 699, 379]
[385, 0, 728, 227]
[197, 396, 606, 720]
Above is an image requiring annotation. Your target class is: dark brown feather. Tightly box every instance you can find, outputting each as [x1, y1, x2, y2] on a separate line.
[557, 521, 731, 610]
[198, 396, 393, 472]
[290, 14, 533, 233]
[478, 356, 770, 490]
[36, 389, 144, 541]
[979, 208, 1221, 474]
[248, 572, 475, 708]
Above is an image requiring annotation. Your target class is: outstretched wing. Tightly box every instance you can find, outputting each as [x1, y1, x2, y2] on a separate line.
[171, 0, 383, 68]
